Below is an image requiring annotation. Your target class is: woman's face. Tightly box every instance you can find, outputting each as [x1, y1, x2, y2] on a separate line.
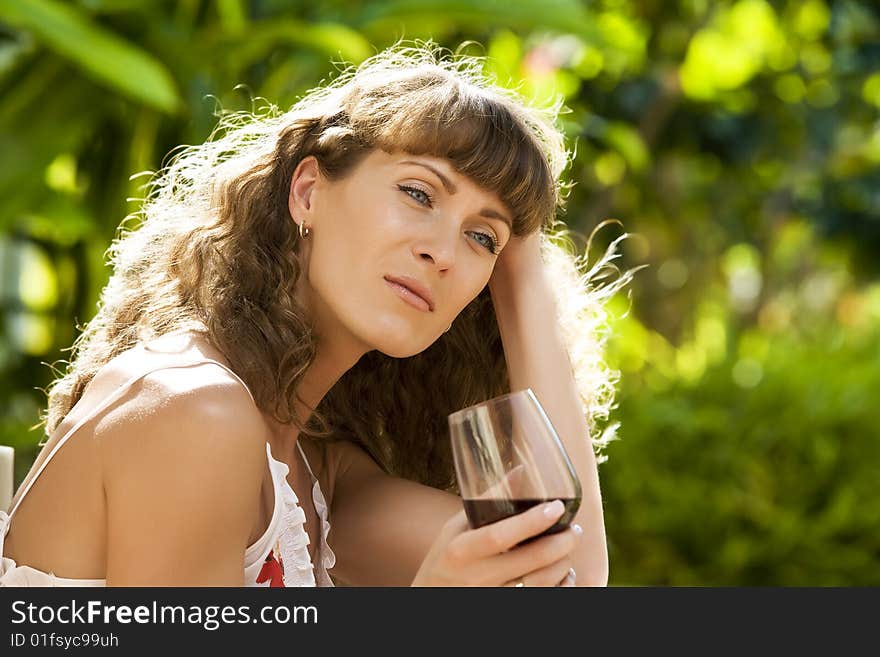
[289, 148, 513, 358]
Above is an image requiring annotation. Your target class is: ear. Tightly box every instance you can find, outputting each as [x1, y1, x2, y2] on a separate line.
[288, 156, 320, 226]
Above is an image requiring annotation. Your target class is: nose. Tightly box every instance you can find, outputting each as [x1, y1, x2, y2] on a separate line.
[414, 228, 456, 271]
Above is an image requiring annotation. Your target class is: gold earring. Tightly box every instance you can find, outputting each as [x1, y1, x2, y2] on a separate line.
[298, 220, 311, 239]
[444, 324, 452, 333]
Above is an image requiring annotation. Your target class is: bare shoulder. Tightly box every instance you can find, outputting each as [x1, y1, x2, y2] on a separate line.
[95, 361, 268, 584]
[97, 361, 268, 489]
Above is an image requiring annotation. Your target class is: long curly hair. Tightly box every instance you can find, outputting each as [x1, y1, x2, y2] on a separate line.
[43, 42, 630, 492]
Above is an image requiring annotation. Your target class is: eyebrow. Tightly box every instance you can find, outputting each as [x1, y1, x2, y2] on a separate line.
[399, 160, 512, 229]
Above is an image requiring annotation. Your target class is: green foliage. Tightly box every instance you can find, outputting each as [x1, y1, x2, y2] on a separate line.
[0, 0, 877, 585]
[604, 318, 880, 585]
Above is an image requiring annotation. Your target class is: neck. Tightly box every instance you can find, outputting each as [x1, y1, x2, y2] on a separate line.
[296, 337, 366, 423]
[269, 327, 369, 455]
[272, 264, 370, 450]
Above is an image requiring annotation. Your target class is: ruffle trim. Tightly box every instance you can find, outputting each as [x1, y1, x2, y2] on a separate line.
[267, 444, 336, 588]
[276, 473, 316, 588]
[310, 478, 337, 586]
[265, 448, 335, 588]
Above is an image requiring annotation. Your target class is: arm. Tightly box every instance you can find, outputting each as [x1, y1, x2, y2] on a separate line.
[327, 440, 461, 586]
[488, 231, 610, 586]
[100, 376, 266, 586]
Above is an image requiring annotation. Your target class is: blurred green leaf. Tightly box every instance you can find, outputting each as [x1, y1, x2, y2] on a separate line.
[356, 0, 599, 42]
[0, 0, 181, 112]
[216, 0, 247, 36]
[0, 75, 97, 229]
[605, 122, 650, 172]
[75, 0, 152, 12]
[218, 20, 374, 68]
[0, 32, 35, 80]
[680, 0, 787, 100]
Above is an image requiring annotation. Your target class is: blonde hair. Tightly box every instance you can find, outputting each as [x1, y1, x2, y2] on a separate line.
[43, 41, 629, 490]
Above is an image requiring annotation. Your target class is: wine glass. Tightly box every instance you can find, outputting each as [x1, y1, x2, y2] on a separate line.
[448, 388, 582, 542]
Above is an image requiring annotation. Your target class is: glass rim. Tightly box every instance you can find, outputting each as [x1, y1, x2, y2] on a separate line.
[446, 387, 536, 425]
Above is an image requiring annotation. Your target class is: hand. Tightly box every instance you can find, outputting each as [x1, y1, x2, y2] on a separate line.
[410, 500, 581, 587]
[489, 229, 544, 293]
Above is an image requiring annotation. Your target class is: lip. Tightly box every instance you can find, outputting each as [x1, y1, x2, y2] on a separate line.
[384, 275, 435, 312]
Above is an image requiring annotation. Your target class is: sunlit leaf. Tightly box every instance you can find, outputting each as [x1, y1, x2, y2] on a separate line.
[861, 72, 880, 108]
[216, 0, 246, 35]
[15, 240, 58, 311]
[45, 154, 79, 194]
[605, 122, 649, 172]
[793, 0, 831, 41]
[774, 73, 806, 103]
[680, 0, 787, 100]
[596, 11, 647, 76]
[7, 312, 55, 355]
[572, 43, 603, 79]
[594, 151, 626, 186]
[485, 29, 522, 88]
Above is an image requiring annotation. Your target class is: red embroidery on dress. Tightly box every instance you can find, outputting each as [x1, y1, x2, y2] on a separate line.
[256, 548, 285, 587]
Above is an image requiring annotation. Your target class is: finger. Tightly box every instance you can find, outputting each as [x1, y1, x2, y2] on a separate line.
[508, 556, 573, 588]
[459, 499, 567, 560]
[443, 508, 472, 535]
[492, 527, 578, 584]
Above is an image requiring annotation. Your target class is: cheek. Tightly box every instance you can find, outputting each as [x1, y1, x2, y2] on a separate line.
[308, 230, 369, 297]
[305, 217, 392, 329]
[468, 263, 496, 298]
[447, 272, 493, 320]
[310, 193, 384, 272]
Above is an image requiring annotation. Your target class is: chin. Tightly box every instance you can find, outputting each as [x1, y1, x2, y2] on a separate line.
[370, 331, 438, 359]
[374, 340, 432, 359]
[359, 313, 442, 358]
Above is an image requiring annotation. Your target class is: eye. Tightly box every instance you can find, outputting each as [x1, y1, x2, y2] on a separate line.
[399, 184, 499, 255]
[468, 231, 499, 255]
[398, 184, 433, 207]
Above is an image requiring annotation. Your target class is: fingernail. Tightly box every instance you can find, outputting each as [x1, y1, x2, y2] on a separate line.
[544, 500, 564, 517]
[572, 523, 583, 536]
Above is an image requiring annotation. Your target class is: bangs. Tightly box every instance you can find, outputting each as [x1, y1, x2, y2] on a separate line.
[349, 76, 560, 235]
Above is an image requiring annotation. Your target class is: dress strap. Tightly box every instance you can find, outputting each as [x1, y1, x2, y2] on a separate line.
[295, 441, 317, 481]
[294, 440, 337, 584]
[5, 357, 256, 525]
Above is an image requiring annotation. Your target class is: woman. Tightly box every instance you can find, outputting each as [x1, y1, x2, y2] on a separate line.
[0, 43, 624, 586]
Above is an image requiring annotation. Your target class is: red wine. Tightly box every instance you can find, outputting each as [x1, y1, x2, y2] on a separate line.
[462, 497, 582, 542]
